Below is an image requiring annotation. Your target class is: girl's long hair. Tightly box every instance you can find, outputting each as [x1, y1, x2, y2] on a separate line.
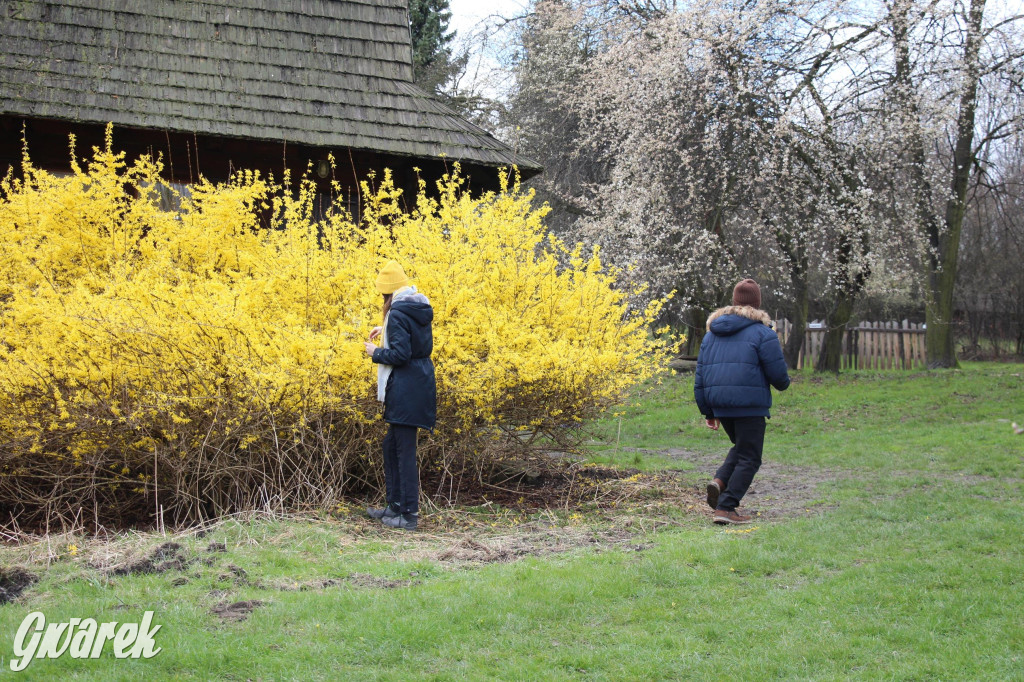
[382, 293, 393, 323]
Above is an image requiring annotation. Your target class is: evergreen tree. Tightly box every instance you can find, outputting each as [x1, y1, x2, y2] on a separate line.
[409, 0, 459, 96]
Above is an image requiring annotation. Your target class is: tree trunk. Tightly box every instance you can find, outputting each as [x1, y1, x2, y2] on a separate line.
[924, 0, 986, 368]
[925, 260, 960, 368]
[816, 297, 854, 373]
[683, 306, 708, 356]
[784, 273, 808, 369]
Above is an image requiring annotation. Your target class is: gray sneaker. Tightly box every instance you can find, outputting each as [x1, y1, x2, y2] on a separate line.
[381, 513, 418, 530]
[367, 504, 400, 520]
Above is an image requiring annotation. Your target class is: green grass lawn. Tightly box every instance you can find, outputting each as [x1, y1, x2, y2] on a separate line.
[2, 363, 1023, 680]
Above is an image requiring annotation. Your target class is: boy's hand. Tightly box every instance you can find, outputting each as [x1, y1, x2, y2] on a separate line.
[705, 418, 720, 431]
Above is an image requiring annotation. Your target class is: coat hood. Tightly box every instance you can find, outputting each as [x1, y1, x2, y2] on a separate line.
[706, 305, 772, 336]
[390, 286, 433, 326]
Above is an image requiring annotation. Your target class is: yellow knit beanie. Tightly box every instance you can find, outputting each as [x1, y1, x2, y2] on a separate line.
[375, 261, 409, 294]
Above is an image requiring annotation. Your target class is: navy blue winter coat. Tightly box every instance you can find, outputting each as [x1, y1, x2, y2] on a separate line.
[694, 306, 790, 419]
[371, 290, 437, 430]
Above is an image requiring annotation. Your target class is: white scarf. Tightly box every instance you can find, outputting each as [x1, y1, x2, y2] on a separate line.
[376, 312, 392, 403]
[376, 285, 422, 403]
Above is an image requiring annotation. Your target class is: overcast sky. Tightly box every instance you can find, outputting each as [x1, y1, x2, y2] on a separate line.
[445, 0, 1024, 97]
[447, 0, 530, 98]
[449, 0, 1024, 29]
[448, 0, 530, 37]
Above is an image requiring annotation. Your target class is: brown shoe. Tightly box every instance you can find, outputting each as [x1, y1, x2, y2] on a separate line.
[713, 509, 752, 525]
[706, 478, 725, 510]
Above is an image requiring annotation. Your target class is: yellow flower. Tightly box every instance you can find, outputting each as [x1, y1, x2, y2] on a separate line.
[0, 138, 679, 522]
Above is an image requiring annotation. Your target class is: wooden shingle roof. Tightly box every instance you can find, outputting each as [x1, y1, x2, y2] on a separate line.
[0, 0, 540, 173]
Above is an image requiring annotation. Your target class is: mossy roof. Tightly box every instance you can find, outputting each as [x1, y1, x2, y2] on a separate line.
[0, 0, 539, 173]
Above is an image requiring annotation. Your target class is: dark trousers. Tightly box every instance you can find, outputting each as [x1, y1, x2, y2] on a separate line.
[714, 416, 766, 512]
[382, 424, 419, 514]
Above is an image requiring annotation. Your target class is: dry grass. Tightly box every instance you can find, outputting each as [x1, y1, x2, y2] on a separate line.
[0, 463, 710, 584]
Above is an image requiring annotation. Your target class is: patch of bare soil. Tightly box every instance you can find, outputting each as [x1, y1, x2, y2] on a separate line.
[346, 573, 418, 589]
[211, 599, 264, 621]
[641, 448, 844, 520]
[0, 566, 37, 604]
[106, 541, 189, 576]
[432, 527, 652, 566]
[0, 455, 848, 602]
[271, 578, 343, 591]
[417, 456, 651, 513]
[421, 446, 842, 525]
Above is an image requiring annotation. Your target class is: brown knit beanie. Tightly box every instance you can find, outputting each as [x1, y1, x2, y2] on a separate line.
[732, 278, 761, 309]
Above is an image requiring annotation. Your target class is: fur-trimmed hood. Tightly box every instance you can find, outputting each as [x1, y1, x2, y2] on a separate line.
[389, 285, 433, 326]
[694, 305, 790, 419]
[706, 306, 773, 334]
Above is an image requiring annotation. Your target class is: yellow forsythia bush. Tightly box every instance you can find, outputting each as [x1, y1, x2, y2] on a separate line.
[0, 130, 674, 527]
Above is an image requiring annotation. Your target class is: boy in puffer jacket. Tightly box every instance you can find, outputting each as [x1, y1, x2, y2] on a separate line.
[694, 279, 790, 524]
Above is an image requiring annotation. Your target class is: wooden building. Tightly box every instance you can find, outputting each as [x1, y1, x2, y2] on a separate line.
[0, 0, 540, 214]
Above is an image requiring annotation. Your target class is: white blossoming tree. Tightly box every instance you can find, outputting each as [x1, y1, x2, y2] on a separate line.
[501, 0, 1024, 368]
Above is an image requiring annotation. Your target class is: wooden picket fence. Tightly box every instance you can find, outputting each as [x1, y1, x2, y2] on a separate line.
[775, 319, 927, 370]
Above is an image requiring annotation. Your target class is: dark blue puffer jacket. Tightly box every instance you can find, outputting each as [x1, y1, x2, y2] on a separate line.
[694, 306, 790, 419]
[371, 290, 437, 430]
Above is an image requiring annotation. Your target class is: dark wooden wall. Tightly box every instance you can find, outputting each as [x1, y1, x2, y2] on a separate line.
[0, 116, 508, 220]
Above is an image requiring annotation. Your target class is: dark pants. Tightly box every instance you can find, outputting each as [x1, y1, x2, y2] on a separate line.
[714, 416, 766, 512]
[382, 423, 419, 514]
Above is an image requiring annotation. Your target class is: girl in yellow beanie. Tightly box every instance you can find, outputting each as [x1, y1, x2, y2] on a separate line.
[363, 261, 436, 530]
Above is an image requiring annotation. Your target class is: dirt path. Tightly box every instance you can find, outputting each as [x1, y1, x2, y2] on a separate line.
[0, 452, 850, 601]
[623, 447, 844, 520]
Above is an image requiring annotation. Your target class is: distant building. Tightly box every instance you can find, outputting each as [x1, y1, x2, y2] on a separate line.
[0, 0, 540, 216]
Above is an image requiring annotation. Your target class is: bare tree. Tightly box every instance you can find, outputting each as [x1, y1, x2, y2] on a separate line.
[884, 0, 1024, 367]
[956, 137, 1024, 357]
